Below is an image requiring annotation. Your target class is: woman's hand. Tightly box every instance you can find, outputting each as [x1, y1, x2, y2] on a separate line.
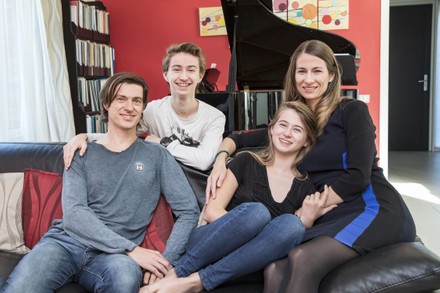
[299, 185, 337, 228]
[63, 133, 89, 170]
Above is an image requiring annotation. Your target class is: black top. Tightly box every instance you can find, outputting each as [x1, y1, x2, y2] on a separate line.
[227, 152, 316, 219]
[229, 99, 416, 254]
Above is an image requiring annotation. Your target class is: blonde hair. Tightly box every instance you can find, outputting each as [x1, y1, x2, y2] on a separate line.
[247, 101, 318, 179]
[283, 40, 349, 135]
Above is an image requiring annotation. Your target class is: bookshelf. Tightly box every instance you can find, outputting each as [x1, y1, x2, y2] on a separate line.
[62, 0, 114, 134]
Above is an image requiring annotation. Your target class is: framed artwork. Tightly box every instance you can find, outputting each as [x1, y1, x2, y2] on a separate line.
[272, 0, 349, 30]
[199, 7, 227, 37]
[318, 0, 349, 30]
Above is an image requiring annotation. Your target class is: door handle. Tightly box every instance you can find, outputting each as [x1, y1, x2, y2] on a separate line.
[418, 74, 428, 92]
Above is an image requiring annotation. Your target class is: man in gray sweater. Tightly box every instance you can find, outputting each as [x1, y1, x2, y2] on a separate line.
[1, 72, 199, 293]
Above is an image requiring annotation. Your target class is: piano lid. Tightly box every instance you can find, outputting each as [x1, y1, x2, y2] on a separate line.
[221, 0, 360, 90]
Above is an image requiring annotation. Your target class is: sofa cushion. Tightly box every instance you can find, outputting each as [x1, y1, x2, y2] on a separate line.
[0, 251, 24, 288]
[140, 195, 174, 252]
[319, 241, 440, 293]
[22, 169, 63, 249]
[0, 173, 29, 254]
[20, 166, 175, 253]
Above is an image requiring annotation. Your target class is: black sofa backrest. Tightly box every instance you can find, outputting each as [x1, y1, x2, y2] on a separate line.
[0, 142, 209, 209]
[0, 142, 66, 174]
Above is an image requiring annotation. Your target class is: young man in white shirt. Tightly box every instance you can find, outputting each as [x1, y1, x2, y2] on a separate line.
[64, 43, 225, 172]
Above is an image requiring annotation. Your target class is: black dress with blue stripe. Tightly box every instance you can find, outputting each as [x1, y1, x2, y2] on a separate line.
[229, 99, 416, 255]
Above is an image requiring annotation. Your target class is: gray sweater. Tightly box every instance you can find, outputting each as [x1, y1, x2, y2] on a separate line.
[60, 140, 199, 264]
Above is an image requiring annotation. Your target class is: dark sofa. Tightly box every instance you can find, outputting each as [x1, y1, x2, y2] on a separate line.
[1, 142, 440, 292]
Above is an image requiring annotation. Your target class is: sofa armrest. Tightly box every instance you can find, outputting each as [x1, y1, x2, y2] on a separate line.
[320, 242, 440, 293]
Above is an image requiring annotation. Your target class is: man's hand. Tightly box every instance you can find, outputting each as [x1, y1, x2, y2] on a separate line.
[63, 133, 89, 170]
[127, 247, 172, 281]
[205, 158, 227, 204]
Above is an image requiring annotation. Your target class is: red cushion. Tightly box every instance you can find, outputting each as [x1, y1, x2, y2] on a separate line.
[21, 168, 174, 252]
[22, 169, 63, 249]
[140, 195, 174, 252]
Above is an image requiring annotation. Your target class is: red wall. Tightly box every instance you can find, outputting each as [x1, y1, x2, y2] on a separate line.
[101, 0, 381, 138]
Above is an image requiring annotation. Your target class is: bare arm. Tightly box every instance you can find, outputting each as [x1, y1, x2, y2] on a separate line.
[203, 169, 239, 223]
[205, 137, 237, 202]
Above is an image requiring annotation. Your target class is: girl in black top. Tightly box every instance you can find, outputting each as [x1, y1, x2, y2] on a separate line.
[140, 102, 336, 292]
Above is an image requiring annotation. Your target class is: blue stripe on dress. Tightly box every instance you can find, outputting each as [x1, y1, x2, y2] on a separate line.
[334, 153, 380, 247]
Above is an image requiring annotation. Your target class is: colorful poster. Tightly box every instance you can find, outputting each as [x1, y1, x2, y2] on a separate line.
[318, 0, 349, 30]
[272, 0, 348, 30]
[199, 7, 227, 37]
[272, 0, 289, 21]
[273, 0, 318, 28]
[290, 0, 319, 29]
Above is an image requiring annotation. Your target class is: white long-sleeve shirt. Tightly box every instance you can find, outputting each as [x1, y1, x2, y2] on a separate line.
[138, 96, 225, 171]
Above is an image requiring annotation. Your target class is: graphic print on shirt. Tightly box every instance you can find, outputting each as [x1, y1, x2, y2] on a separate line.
[164, 124, 200, 148]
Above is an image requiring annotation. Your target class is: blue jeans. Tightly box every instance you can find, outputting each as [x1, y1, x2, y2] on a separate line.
[174, 202, 305, 291]
[1, 226, 142, 293]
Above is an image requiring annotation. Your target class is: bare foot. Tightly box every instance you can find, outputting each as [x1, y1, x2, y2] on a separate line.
[139, 272, 204, 293]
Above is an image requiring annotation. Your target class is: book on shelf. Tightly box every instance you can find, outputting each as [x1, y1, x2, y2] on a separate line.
[67, 0, 112, 134]
[70, 0, 78, 26]
[77, 77, 108, 114]
[70, 0, 110, 42]
[86, 115, 107, 133]
[75, 40, 114, 77]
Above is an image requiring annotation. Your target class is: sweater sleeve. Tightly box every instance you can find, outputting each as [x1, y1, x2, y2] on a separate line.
[62, 153, 137, 254]
[159, 150, 200, 265]
[228, 128, 269, 151]
[331, 100, 377, 202]
[167, 113, 225, 171]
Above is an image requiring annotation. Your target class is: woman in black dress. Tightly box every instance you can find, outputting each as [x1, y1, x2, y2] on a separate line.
[206, 40, 416, 293]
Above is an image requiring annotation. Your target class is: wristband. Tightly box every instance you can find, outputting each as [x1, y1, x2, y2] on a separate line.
[215, 150, 230, 161]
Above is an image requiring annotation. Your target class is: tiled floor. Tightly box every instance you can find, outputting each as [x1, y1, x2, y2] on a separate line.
[388, 151, 440, 256]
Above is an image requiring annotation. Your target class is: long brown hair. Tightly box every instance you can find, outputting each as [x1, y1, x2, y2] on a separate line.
[283, 40, 347, 135]
[247, 101, 318, 179]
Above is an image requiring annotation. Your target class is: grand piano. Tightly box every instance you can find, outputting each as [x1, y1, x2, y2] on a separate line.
[197, 0, 360, 132]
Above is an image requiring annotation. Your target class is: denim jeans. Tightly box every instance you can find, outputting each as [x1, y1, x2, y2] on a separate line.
[174, 202, 305, 291]
[1, 226, 142, 293]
